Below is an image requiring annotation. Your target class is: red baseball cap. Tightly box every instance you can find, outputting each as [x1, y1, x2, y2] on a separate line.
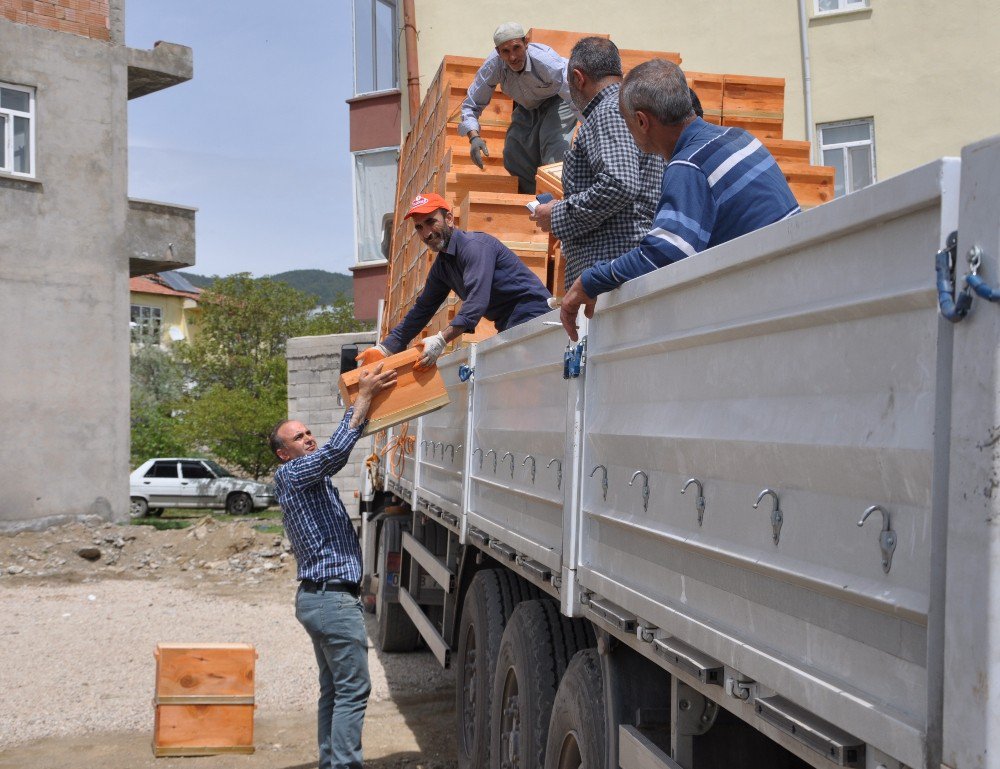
[404, 192, 451, 219]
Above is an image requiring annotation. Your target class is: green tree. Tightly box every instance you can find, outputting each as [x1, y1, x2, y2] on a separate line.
[130, 346, 189, 467]
[175, 275, 372, 478]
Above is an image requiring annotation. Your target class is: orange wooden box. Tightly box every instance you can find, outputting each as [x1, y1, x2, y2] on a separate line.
[338, 347, 451, 436]
[153, 643, 256, 757]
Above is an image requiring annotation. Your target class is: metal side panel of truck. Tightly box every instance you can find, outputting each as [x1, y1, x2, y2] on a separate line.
[356, 135, 1000, 769]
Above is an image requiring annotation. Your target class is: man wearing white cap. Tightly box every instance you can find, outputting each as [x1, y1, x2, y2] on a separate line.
[458, 22, 578, 194]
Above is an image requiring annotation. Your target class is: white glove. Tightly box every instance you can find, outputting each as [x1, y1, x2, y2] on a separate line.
[417, 332, 447, 369]
[547, 296, 562, 309]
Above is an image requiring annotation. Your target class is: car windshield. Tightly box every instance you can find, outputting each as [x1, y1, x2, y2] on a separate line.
[203, 460, 234, 478]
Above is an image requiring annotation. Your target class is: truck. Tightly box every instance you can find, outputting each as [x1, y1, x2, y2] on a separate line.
[328, 135, 1000, 769]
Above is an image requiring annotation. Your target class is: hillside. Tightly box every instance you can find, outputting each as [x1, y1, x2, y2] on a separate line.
[177, 269, 353, 306]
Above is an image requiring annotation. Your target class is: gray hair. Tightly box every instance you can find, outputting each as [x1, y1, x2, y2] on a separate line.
[268, 419, 292, 457]
[568, 37, 623, 80]
[620, 59, 693, 125]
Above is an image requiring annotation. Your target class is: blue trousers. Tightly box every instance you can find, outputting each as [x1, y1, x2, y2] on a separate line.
[295, 586, 371, 769]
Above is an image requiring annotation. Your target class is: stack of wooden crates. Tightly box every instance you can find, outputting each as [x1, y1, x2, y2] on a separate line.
[380, 28, 835, 347]
[152, 643, 257, 757]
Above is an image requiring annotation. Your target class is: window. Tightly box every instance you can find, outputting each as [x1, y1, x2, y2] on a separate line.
[145, 461, 178, 479]
[131, 304, 163, 345]
[353, 0, 397, 95]
[180, 461, 213, 479]
[819, 119, 875, 198]
[815, 0, 869, 13]
[0, 82, 35, 177]
[353, 148, 398, 263]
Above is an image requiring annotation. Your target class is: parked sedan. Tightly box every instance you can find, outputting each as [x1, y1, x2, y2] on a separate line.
[129, 458, 275, 517]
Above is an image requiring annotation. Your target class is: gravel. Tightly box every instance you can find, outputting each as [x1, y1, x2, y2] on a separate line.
[0, 522, 454, 752]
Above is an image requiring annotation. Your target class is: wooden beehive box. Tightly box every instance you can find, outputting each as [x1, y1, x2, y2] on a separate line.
[339, 347, 451, 436]
[153, 643, 256, 757]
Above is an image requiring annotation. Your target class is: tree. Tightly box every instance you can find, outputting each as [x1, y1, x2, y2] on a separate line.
[130, 346, 188, 467]
[174, 275, 372, 478]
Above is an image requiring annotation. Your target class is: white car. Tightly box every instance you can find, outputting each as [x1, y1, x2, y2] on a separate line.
[129, 458, 275, 518]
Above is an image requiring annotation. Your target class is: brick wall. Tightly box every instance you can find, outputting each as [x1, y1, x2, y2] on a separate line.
[286, 332, 377, 522]
[1, 0, 109, 40]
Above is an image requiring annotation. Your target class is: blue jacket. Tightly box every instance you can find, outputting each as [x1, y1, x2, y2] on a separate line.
[383, 229, 552, 353]
[582, 118, 800, 297]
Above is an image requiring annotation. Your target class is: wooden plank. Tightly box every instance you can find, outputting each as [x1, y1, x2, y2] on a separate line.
[339, 347, 451, 437]
[619, 48, 682, 74]
[722, 74, 785, 117]
[535, 162, 564, 199]
[526, 28, 608, 57]
[459, 191, 547, 242]
[721, 114, 784, 140]
[780, 162, 836, 209]
[154, 644, 255, 699]
[764, 137, 812, 164]
[153, 704, 255, 756]
[684, 71, 724, 115]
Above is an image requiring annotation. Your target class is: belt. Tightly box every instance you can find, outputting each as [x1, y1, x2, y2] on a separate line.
[300, 579, 360, 597]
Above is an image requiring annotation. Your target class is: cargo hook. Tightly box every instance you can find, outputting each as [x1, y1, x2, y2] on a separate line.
[486, 449, 498, 474]
[590, 465, 609, 501]
[753, 488, 783, 545]
[472, 447, 483, 470]
[630, 470, 650, 512]
[421, 439, 431, 457]
[682, 478, 706, 526]
[547, 458, 562, 490]
[500, 451, 515, 479]
[445, 444, 456, 463]
[522, 455, 536, 484]
[857, 505, 897, 574]
[435, 441, 444, 459]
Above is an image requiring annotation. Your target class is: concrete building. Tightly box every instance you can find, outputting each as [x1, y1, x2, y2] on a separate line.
[347, 0, 1000, 315]
[286, 331, 378, 525]
[0, 0, 195, 531]
[129, 272, 201, 349]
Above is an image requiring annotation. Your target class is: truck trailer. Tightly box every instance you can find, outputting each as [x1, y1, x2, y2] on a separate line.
[338, 135, 1000, 769]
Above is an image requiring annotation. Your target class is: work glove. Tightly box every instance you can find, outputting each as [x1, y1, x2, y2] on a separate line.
[469, 137, 489, 170]
[357, 343, 390, 367]
[416, 332, 448, 369]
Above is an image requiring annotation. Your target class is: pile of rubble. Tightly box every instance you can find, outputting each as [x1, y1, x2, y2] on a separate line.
[0, 515, 296, 582]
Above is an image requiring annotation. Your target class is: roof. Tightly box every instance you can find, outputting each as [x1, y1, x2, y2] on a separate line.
[130, 272, 201, 301]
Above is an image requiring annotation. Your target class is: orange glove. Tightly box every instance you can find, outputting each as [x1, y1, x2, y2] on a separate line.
[357, 344, 389, 367]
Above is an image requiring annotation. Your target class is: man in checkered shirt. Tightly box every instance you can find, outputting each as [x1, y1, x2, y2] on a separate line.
[269, 362, 396, 769]
[531, 37, 665, 290]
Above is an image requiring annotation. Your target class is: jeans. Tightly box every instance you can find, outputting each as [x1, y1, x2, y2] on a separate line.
[295, 586, 371, 769]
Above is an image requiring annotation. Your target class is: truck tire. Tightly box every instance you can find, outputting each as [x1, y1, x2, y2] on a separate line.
[491, 600, 596, 769]
[456, 569, 519, 769]
[375, 518, 419, 652]
[544, 649, 606, 769]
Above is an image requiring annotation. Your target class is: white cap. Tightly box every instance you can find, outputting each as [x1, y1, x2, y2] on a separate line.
[493, 22, 525, 48]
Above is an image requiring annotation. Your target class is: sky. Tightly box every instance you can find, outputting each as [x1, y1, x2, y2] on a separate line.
[126, 1, 356, 278]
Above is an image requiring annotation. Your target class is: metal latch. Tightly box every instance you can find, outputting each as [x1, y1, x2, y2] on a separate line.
[585, 595, 637, 633]
[650, 636, 724, 685]
[563, 338, 586, 379]
[754, 695, 865, 767]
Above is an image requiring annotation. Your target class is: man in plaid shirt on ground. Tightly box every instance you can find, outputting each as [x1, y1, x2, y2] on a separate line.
[530, 37, 665, 290]
[268, 362, 397, 769]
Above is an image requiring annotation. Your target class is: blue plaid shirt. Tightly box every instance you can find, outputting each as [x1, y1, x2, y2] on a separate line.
[274, 408, 366, 583]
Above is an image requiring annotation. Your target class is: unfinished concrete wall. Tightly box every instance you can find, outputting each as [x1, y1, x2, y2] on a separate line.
[0, 12, 130, 531]
[286, 332, 377, 522]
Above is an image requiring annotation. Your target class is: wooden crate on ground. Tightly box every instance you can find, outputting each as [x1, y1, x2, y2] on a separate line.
[153, 643, 256, 757]
[339, 347, 451, 436]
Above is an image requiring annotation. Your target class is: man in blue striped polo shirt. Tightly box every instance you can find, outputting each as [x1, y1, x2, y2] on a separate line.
[269, 362, 396, 769]
[560, 59, 800, 340]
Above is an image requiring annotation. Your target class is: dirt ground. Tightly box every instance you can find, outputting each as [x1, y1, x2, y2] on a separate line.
[0, 516, 458, 769]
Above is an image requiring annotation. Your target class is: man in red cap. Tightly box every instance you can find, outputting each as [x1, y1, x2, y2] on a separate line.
[358, 193, 552, 368]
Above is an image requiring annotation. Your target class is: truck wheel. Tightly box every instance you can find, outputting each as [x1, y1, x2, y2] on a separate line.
[456, 569, 516, 769]
[491, 600, 595, 769]
[376, 518, 419, 652]
[544, 649, 606, 769]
